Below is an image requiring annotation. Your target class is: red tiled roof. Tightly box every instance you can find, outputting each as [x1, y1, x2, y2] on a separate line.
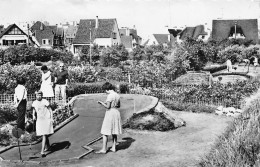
[31, 21, 56, 45]
[212, 19, 258, 42]
[178, 25, 207, 40]
[153, 34, 169, 44]
[73, 19, 116, 44]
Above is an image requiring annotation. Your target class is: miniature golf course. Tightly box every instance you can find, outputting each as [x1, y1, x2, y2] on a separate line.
[0, 94, 158, 163]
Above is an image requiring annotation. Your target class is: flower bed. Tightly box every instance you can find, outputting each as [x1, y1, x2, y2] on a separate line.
[0, 102, 74, 146]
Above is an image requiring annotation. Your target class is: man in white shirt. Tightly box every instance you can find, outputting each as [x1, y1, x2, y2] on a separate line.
[14, 78, 27, 131]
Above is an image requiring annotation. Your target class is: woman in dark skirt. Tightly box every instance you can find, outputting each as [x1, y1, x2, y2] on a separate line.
[14, 78, 27, 131]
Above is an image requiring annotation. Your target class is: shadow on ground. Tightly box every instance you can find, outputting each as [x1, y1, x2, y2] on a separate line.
[115, 137, 135, 151]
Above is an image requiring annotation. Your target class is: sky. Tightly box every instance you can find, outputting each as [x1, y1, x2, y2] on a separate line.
[0, 0, 259, 39]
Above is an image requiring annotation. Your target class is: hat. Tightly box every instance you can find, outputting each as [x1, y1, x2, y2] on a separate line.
[35, 90, 43, 95]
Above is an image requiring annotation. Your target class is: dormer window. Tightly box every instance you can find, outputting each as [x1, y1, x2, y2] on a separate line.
[42, 39, 50, 45]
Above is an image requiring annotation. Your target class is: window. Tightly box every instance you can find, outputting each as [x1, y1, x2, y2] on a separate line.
[42, 39, 50, 45]
[112, 32, 117, 39]
[8, 27, 22, 35]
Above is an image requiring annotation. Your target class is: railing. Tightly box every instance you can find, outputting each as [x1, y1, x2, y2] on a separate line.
[0, 94, 71, 107]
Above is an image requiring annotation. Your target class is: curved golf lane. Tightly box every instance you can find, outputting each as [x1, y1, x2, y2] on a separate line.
[0, 94, 154, 161]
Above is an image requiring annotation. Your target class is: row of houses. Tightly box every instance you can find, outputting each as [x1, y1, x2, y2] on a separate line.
[146, 19, 259, 46]
[0, 16, 142, 54]
[0, 17, 259, 55]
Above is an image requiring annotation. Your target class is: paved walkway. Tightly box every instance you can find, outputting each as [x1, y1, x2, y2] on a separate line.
[0, 94, 155, 162]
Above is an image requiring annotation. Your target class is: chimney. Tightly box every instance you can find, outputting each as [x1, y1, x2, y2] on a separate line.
[40, 22, 44, 31]
[95, 16, 99, 29]
[126, 27, 130, 36]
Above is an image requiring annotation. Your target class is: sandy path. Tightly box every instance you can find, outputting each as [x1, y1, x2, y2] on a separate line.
[44, 111, 233, 167]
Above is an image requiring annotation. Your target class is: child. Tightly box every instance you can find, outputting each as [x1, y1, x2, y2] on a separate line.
[14, 78, 27, 131]
[226, 59, 232, 72]
[96, 82, 122, 154]
[253, 56, 259, 73]
[32, 90, 54, 157]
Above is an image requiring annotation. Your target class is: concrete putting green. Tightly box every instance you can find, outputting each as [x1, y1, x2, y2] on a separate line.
[0, 94, 158, 164]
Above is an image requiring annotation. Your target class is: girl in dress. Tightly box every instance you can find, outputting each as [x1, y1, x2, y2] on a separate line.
[40, 65, 54, 101]
[96, 82, 122, 153]
[32, 90, 54, 157]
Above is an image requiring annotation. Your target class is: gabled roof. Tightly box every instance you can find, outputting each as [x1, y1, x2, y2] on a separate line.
[73, 19, 116, 44]
[65, 25, 78, 38]
[31, 21, 56, 45]
[121, 36, 132, 49]
[55, 27, 64, 37]
[168, 29, 182, 37]
[178, 25, 208, 40]
[0, 24, 28, 38]
[212, 19, 258, 42]
[153, 34, 169, 44]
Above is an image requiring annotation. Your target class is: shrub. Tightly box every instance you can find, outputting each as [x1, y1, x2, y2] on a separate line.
[161, 99, 216, 113]
[3, 45, 73, 65]
[0, 105, 17, 124]
[67, 81, 129, 97]
[203, 65, 227, 73]
[199, 97, 260, 166]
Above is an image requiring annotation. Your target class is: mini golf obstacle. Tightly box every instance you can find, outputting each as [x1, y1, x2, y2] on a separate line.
[0, 94, 158, 165]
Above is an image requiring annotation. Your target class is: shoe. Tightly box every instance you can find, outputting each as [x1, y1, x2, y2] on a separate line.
[110, 148, 116, 152]
[95, 150, 107, 154]
[41, 153, 46, 158]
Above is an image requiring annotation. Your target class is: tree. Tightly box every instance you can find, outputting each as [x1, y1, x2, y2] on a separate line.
[100, 44, 128, 67]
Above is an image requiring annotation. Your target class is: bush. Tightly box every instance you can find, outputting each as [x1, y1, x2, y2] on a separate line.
[0, 105, 17, 124]
[203, 65, 227, 73]
[3, 45, 73, 65]
[0, 63, 41, 94]
[67, 81, 129, 97]
[199, 97, 260, 166]
[161, 99, 216, 113]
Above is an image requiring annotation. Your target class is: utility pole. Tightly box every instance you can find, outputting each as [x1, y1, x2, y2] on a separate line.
[234, 20, 237, 39]
[89, 21, 92, 66]
[27, 23, 30, 46]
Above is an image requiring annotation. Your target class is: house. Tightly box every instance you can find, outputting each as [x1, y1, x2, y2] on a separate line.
[177, 24, 209, 42]
[145, 34, 170, 46]
[120, 26, 142, 51]
[30, 21, 65, 49]
[64, 25, 78, 52]
[0, 24, 36, 49]
[212, 19, 258, 43]
[72, 16, 121, 55]
[168, 28, 182, 46]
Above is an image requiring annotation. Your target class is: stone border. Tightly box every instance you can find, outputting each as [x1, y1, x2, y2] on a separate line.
[0, 94, 158, 164]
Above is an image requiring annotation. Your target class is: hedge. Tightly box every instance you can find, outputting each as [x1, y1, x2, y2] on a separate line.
[67, 81, 130, 98]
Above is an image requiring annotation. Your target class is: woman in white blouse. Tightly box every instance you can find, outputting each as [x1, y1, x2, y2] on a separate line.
[40, 65, 54, 100]
[14, 78, 27, 131]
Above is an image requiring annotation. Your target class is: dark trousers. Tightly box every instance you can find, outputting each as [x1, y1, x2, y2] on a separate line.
[17, 99, 27, 131]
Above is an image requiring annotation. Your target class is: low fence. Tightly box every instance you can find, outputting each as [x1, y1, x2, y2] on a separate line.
[0, 87, 245, 109]
[156, 93, 244, 108]
[0, 94, 71, 107]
